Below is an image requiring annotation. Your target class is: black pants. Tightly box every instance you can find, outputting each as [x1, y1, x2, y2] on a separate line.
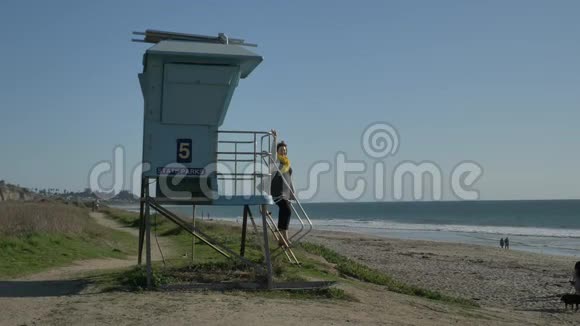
[276, 199, 292, 230]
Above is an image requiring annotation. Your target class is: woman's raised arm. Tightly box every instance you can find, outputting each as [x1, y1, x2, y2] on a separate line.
[270, 129, 278, 163]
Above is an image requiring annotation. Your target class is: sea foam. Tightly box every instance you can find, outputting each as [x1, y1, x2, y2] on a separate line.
[311, 219, 580, 239]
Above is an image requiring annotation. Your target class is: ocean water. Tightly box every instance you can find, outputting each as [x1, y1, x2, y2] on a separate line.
[121, 199, 580, 257]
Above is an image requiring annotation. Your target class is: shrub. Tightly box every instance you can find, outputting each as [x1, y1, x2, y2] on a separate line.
[0, 202, 94, 236]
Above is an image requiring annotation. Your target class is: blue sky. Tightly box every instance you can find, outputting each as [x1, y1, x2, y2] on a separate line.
[0, 0, 578, 201]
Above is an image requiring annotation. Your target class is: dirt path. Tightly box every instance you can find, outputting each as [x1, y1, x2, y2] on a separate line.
[0, 276, 566, 326]
[17, 212, 171, 282]
[1, 212, 172, 300]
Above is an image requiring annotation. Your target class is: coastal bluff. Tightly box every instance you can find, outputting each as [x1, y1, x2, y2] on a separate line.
[0, 181, 35, 201]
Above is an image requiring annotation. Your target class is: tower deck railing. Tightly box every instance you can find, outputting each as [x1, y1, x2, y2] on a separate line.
[217, 130, 314, 248]
[217, 130, 272, 198]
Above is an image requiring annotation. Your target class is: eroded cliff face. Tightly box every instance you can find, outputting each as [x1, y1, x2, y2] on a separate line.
[0, 182, 35, 201]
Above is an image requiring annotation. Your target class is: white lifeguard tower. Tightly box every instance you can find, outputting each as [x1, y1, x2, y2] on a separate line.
[133, 30, 315, 289]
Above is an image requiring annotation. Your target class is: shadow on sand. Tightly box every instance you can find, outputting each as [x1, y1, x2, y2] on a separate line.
[518, 307, 571, 314]
[0, 280, 89, 298]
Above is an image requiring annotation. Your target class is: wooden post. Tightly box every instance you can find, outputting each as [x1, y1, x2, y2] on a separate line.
[240, 205, 249, 256]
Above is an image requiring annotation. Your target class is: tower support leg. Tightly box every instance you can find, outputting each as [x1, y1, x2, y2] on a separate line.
[138, 178, 146, 265]
[240, 205, 249, 257]
[260, 204, 273, 289]
[191, 205, 196, 264]
[145, 187, 153, 288]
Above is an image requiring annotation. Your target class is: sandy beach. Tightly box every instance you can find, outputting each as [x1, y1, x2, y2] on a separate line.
[309, 229, 577, 312]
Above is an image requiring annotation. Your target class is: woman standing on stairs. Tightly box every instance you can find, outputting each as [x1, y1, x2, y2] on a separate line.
[270, 129, 295, 247]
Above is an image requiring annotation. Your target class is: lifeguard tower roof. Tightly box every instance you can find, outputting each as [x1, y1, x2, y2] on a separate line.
[146, 40, 262, 78]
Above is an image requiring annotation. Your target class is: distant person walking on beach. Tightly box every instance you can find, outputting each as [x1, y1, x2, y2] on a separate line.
[504, 237, 510, 250]
[499, 238, 504, 249]
[570, 261, 580, 294]
[269, 129, 295, 248]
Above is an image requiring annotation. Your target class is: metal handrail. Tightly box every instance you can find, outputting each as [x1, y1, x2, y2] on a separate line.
[217, 151, 270, 156]
[217, 177, 255, 181]
[216, 129, 313, 245]
[262, 208, 299, 264]
[219, 172, 270, 176]
[218, 130, 271, 135]
[218, 140, 255, 144]
[266, 155, 313, 245]
[289, 198, 314, 244]
[260, 154, 305, 245]
[219, 159, 255, 163]
[217, 129, 273, 196]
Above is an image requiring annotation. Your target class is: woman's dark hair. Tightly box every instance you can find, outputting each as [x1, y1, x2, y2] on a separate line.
[277, 141, 287, 151]
[575, 261, 580, 275]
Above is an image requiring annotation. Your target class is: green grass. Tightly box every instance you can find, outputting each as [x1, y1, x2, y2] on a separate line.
[246, 287, 352, 301]
[114, 265, 170, 289]
[0, 225, 136, 279]
[101, 207, 352, 300]
[102, 207, 142, 228]
[103, 207, 267, 264]
[0, 201, 137, 279]
[300, 243, 478, 307]
[92, 266, 351, 302]
[103, 207, 336, 283]
[101, 207, 476, 306]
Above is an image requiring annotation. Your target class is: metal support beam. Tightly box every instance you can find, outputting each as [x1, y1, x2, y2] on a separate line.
[191, 205, 196, 264]
[137, 178, 146, 265]
[145, 188, 152, 288]
[146, 198, 264, 273]
[240, 205, 249, 256]
[147, 200, 231, 258]
[261, 204, 273, 289]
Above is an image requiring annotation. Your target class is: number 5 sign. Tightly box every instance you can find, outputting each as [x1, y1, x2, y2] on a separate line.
[176, 139, 192, 163]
